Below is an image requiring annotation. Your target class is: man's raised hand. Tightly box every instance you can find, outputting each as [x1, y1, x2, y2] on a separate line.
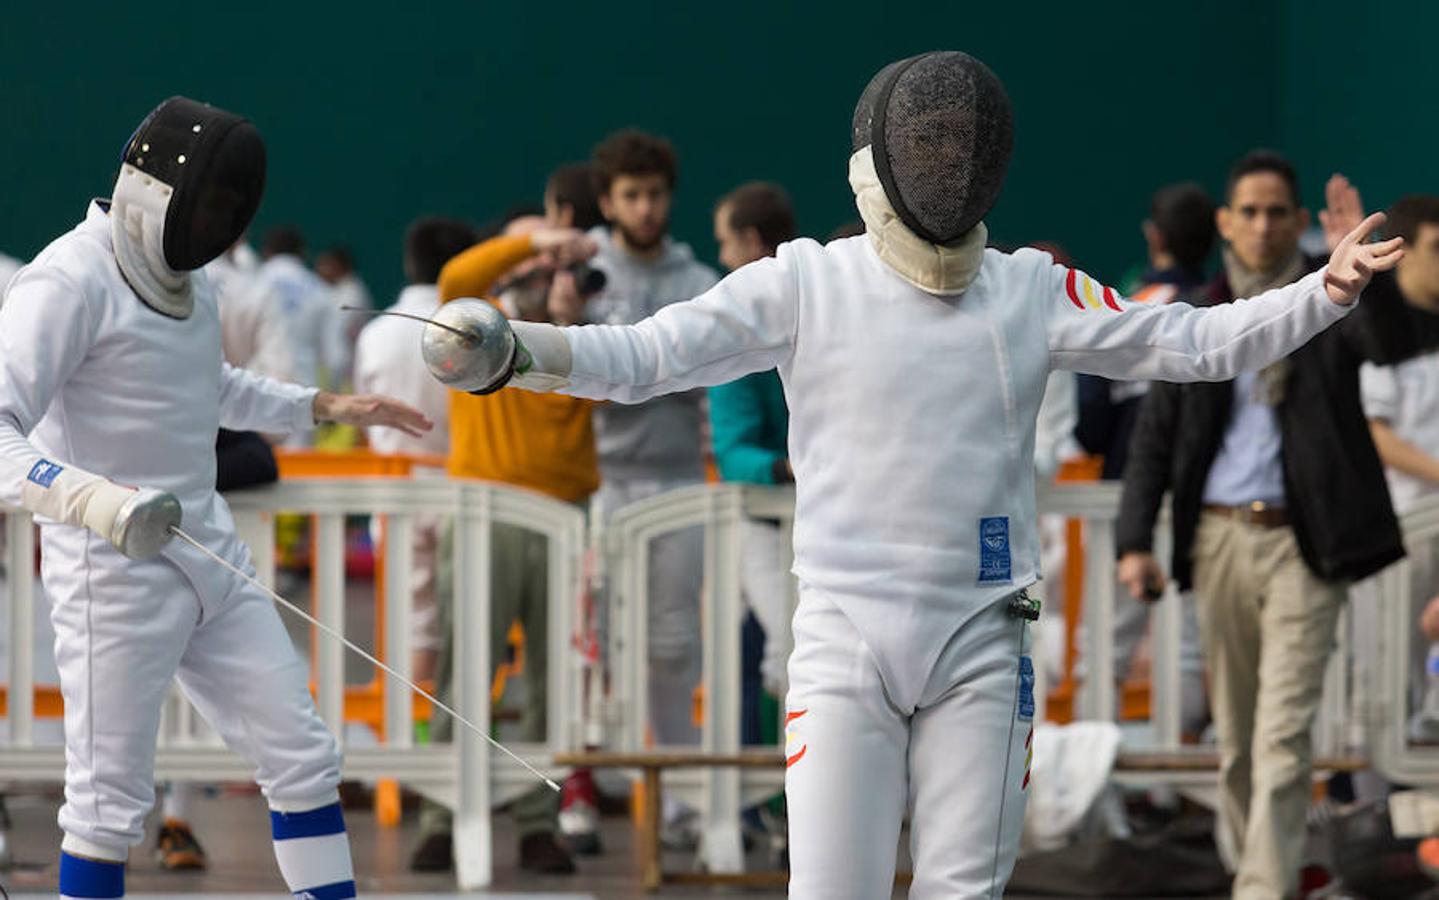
[1319, 173, 1366, 253]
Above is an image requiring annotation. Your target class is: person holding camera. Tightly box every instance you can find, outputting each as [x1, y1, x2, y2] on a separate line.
[409, 212, 603, 876]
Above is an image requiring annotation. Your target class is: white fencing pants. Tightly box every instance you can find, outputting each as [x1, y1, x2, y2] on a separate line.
[43, 529, 341, 858]
[785, 589, 1032, 899]
[740, 518, 794, 697]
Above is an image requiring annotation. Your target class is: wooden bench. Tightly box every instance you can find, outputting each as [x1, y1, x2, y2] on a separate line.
[554, 751, 789, 890]
[1115, 751, 1367, 773]
[554, 749, 1369, 891]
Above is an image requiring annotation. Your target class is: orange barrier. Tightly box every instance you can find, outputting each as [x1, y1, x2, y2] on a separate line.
[0, 685, 63, 718]
[0, 450, 448, 822]
[7, 448, 524, 829]
[274, 448, 446, 480]
[1044, 455, 1151, 724]
[0, 447, 448, 730]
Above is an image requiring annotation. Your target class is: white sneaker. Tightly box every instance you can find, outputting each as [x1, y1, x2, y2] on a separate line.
[558, 801, 601, 855]
[558, 770, 602, 855]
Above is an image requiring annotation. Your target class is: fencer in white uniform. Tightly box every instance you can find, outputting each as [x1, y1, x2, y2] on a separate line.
[424, 53, 1402, 899]
[0, 97, 430, 900]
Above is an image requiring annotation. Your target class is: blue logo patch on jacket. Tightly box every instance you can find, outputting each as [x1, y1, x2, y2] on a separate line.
[978, 515, 1012, 584]
[1018, 656, 1035, 721]
[27, 459, 64, 488]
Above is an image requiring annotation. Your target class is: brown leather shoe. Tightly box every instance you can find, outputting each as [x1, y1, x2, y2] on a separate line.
[155, 817, 207, 871]
[518, 833, 577, 875]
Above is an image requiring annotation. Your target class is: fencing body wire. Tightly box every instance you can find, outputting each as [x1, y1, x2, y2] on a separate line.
[988, 589, 1038, 898]
[167, 524, 560, 792]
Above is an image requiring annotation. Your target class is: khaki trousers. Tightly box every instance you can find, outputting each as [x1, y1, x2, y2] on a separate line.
[1191, 512, 1344, 900]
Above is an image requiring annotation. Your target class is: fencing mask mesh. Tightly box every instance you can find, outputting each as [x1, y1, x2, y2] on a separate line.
[852, 52, 1013, 245]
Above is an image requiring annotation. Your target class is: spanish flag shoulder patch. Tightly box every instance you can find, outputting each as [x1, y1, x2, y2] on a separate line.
[1064, 268, 1123, 313]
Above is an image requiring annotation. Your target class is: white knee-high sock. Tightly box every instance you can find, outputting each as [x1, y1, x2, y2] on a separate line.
[269, 801, 355, 899]
[161, 781, 192, 821]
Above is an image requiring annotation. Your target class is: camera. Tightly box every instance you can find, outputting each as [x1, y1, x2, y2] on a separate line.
[569, 262, 607, 297]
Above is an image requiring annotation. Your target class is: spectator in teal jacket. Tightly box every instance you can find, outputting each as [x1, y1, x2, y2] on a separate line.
[709, 182, 797, 752]
[710, 370, 789, 485]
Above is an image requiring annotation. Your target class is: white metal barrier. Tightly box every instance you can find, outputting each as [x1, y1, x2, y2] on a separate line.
[600, 483, 794, 872]
[601, 480, 1366, 872]
[1367, 494, 1439, 785]
[0, 478, 584, 891]
[2, 476, 1405, 883]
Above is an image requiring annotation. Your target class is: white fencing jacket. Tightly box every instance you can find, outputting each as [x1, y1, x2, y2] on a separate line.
[536, 235, 1347, 704]
[0, 202, 317, 580]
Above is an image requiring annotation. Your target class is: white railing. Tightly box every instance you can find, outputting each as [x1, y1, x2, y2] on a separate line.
[600, 483, 794, 872]
[1367, 493, 1439, 785]
[4, 476, 1405, 883]
[600, 480, 1361, 872]
[0, 479, 585, 891]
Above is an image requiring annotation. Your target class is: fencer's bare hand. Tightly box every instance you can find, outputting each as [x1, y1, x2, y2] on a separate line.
[1117, 552, 1166, 603]
[531, 228, 598, 267]
[1319, 174, 1366, 254]
[314, 392, 434, 438]
[1324, 212, 1405, 305]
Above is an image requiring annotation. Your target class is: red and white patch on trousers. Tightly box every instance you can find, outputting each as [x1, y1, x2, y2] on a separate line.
[785, 709, 808, 768]
[1021, 726, 1033, 790]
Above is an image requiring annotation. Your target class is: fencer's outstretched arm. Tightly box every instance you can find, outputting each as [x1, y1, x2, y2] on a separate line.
[219, 362, 322, 435]
[220, 361, 433, 438]
[0, 266, 176, 556]
[1046, 213, 1404, 381]
[510, 248, 798, 402]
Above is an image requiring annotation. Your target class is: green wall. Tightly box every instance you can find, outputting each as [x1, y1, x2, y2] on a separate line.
[1278, 2, 1439, 221]
[2, 2, 1424, 305]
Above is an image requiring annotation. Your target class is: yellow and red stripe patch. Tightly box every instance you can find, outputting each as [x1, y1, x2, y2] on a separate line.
[785, 709, 808, 768]
[1064, 268, 1123, 312]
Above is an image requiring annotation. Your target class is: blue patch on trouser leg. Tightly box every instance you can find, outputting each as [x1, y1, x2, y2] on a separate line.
[272, 801, 353, 898]
[1017, 656, 1035, 721]
[59, 851, 125, 898]
[292, 880, 357, 899]
[270, 802, 346, 839]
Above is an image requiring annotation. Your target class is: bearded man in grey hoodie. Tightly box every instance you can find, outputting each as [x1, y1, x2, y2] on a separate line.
[585, 131, 719, 762]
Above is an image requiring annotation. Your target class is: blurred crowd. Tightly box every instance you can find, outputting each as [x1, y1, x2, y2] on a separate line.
[6, 131, 1439, 895]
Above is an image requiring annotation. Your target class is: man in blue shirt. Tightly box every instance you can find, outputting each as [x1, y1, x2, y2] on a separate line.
[1117, 153, 1414, 899]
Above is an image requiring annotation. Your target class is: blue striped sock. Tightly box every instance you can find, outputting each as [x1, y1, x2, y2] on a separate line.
[58, 851, 124, 899]
[270, 802, 355, 899]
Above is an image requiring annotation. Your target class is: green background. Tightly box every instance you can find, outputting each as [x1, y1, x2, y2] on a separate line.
[2, 2, 1433, 304]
